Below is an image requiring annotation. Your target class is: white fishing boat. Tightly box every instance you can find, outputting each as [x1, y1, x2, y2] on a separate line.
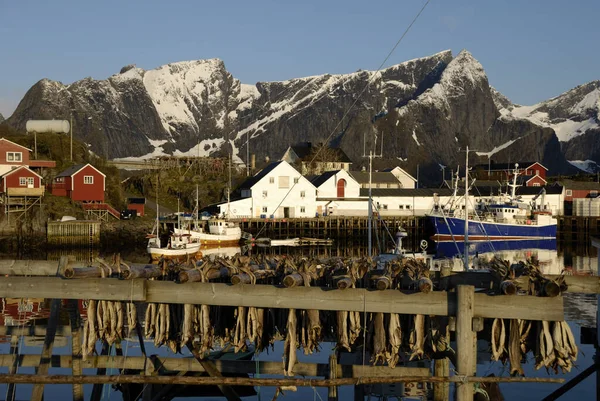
[147, 189, 202, 262]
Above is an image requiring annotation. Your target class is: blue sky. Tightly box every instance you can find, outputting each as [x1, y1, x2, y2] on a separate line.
[0, 0, 598, 117]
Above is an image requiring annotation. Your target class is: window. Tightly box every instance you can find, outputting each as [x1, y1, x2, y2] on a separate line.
[535, 169, 540, 176]
[406, 205, 411, 210]
[566, 189, 572, 196]
[262, 207, 267, 213]
[55, 177, 64, 183]
[533, 183, 540, 187]
[591, 190, 598, 198]
[84, 176, 93, 184]
[6, 152, 22, 162]
[269, 177, 275, 184]
[294, 177, 299, 184]
[278, 176, 289, 188]
[382, 204, 388, 210]
[300, 191, 305, 198]
[27, 177, 34, 186]
[300, 207, 305, 213]
[262, 191, 267, 198]
[399, 205, 404, 210]
[19, 177, 26, 186]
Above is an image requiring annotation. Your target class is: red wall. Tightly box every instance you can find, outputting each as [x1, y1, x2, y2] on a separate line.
[526, 175, 546, 187]
[0, 142, 30, 165]
[71, 166, 104, 202]
[128, 204, 145, 216]
[3, 169, 41, 191]
[565, 189, 598, 201]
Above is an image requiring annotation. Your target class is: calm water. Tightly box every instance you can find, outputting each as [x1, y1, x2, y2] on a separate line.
[0, 241, 596, 400]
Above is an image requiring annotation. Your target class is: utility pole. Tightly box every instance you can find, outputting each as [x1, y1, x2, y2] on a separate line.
[363, 132, 382, 258]
[246, 130, 250, 177]
[70, 113, 73, 162]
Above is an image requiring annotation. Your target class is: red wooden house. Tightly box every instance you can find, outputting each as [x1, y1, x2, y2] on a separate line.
[52, 163, 105, 202]
[0, 166, 44, 195]
[473, 161, 548, 187]
[0, 138, 56, 176]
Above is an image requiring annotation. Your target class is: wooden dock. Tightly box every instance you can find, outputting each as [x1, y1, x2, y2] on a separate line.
[46, 220, 101, 247]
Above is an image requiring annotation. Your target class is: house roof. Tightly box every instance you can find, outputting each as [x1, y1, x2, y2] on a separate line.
[350, 171, 400, 184]
[1, 166, 42, 179]
[238, 161, 284, 190]
[382, 166, 417, 182]
[127, 197, 146, 204]
[472, 183, 564, 196]
[559, 180, 600, 190]
[309, 170, 339, 188]
[289, 142, 353, 163]
[360, 188, 459, 197]
[473, 162, 547, 172]
[0, 138, 31, 152]
[56, 163, 106, 178]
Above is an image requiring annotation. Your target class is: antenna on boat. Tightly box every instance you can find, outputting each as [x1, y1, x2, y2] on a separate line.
[363, 130, 383, 257]
[459, 145, 479, 271]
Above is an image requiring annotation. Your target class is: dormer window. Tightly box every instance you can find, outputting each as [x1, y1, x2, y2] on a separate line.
[7, 152, 22, 162]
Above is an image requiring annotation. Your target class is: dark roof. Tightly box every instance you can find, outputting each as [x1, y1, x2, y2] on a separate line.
[310, 171, 339, 187]
[360, 188, 459, 197]
[290, 142, 352, 163]
[238, 161, 283, 190]
[350, 171, 400, 184]
[56, 164, 87, 178]
[472, 184, 563, 196]
[559, 180, 600, 190]
[473, 162, 546, 171]
[517, 186, 563, 195]
[127, 198, 146, 204]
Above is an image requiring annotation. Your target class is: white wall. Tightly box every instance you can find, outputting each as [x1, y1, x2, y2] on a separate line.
[250, 161, 317, 218]
[315, 170, 361, 198]
[390, 167, 416, 189]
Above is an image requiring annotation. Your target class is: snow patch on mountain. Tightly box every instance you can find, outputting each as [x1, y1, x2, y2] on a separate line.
[114, 138, 170, 161]
[476, 138, 520, 158]
[412, 130, 421, 146]
[570, 88, 600, 114]
[173, 138, 226, 157]
[568, 159, 599, 173]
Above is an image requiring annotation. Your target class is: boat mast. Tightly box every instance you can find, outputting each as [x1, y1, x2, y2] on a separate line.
[509, 163, 519, 201]
[156, 174, 160, 240]
[464, 146, 469, 271]
[368, 150, 373, 257]
[226, 152, 232, 218]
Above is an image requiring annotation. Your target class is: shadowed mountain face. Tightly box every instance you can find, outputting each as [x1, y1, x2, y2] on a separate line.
[8, 50, 595, 184]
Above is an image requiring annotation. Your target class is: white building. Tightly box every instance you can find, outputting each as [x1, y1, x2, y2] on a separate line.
[281, 142, 353, 175]
[384, 167, 417, 189]
[220, 161, 317, 218]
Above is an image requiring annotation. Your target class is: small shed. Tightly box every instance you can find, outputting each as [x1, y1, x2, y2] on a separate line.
[0, 166, 43, 194]
[53, 163, 106, 202]
[127, 197, 146, 216]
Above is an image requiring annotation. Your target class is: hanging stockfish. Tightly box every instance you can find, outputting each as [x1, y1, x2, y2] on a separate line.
[508, 319, 524, 376]
[491, 318, 506, 361]
[535, 321, 555, 370]
[126, 302, 137, 338]
[519, 319, 532, 354]
[370, 312, 388, 365]
[387, 313, 402, 368]
[409, 314, 426, 361]
[83, 299, 98, 360]
[283, 309, 298, 376]
[336, 310, 350, 352]
[181, 304, 195, 346]
[144, 303, 157, 338]
[233, 306, 248, 352]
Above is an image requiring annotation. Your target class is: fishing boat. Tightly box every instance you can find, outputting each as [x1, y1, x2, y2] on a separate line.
[146, 195, 202, 262]
[427, 162, 557, 242]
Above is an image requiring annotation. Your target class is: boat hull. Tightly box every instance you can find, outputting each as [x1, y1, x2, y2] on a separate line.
[427, 215, 557, 241]
[173, 228, 241, 246]
[147, 244, 202, 262]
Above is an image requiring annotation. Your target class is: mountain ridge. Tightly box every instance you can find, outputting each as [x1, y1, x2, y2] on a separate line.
[6, 50, 597, 182]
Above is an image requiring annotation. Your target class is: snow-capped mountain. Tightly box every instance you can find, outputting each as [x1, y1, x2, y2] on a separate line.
[6, 50, 596, 183]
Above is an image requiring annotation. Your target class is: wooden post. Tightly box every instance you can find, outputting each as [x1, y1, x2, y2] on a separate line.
[66, 299, 84, 401]
[5, 335, 19, 401]
[91, 341, 110, 401]
[456, 285, 475, 401]
[31, 298, 62, 401]
[328, 352, 338, 401]
[434, 358, 450, 401]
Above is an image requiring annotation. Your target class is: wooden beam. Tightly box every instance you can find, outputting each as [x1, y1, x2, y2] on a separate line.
[0, 355, 429, 378]
[0, 277, 146, 301]
[0, 277, 565, 320]
[0, 374, 564, 385]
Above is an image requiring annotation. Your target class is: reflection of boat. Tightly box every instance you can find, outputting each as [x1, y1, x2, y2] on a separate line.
[200, 245, 245, 258]
[427, 163, 557, 242]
